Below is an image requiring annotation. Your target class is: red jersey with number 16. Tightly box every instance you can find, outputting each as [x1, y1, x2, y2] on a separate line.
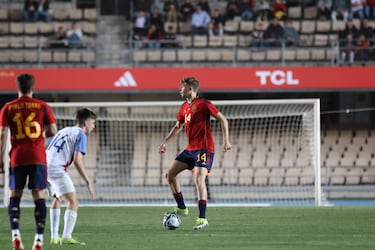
[0, 96, 56, 167]
[177, 97, 219, 152]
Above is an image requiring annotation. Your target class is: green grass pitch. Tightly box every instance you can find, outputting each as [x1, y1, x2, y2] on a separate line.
[0, 206, 374, 249]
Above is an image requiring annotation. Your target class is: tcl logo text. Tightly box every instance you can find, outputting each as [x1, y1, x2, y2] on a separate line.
[255, 70, 299, 85]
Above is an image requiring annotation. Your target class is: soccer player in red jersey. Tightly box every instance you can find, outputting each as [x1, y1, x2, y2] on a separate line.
[159, 77, 231, 230]
[0, 73, 57, 250]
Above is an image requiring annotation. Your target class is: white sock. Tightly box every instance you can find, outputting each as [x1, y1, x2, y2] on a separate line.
[11, 229, 21, 239]
[34, 234, 43, 242]
[62, 209, 77, 239]
[50, 208, 61, 239]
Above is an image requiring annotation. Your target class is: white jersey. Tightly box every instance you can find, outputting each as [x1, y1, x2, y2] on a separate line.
[46, 126, 87, 175]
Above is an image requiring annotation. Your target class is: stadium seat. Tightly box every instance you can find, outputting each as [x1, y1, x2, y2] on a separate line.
[10, 36, 24, 48]
[283, 49, 296, 61]
[331, 20, 346, 32]
[69, 9, 83, 21]
[310, 48, 326, 61]
[269, 168, 285, 185]
[0, 49, 10, 62]
[67, 51, 82, 62]
[239, 21, 254, 34]
[147, 50, 161, 62]
[303, 6, 318, 19]
[208, 35, 223, 47]
[24, 36, 38, 48]
[362, 168, 375, 184]
[221, 50, 234, 61]
[191, 49, 206, 61]
[24, 22, 38, 35]
[40, 51, 52, 63]
[83, 8, 97, 21]
[316, 20, 331, 33]
[253, 168, 270, 185]
[266, 49, 281, 61]
[24, 50, 38, 63]
[53, 51, 67, 63]
[284, 167, 301, 185]
[236, 49, 251, 61]
[330, 167, 347, 185]
[224, 20, 239, 33]
[10, 22, 24, 35]
[296, 49, 310, 61]
[9, 50, 24, 63]
[0, 36, 9, 48]
[162, 49, 177, 62]
[53, 8, 69, 21]
[300, 20, 316, 34]
[176, 49, 191, 62]
[238, 34, 251, 47]
[133, 50, 147, 63]
[314, 34, 330, 46]
[223, 168, 239, 185]
[288, 6, 302, 19]
[238, 168, 254, 185]
[82, 21, 97, 36]
[207, 49, 221, 61]
[223, 34, 237, 47]
[346, 167, 365, 185]
[193, 35, 207, 47]
[251, 50, 266, 61]
[0, 8, 8, 21]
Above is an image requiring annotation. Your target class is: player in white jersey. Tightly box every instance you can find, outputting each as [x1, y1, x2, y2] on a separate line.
[46, 108, 96, 245]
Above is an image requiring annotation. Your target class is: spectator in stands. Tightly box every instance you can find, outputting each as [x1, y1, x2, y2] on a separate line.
[35, 0, 51, 22]
[198, 0, 211, 15]
[163, 0, 179, 14]
[273, 0, 287, 20]
[240, 0, 256, 21]
[356, 33, 371, 65]
[340, 18, 359, 40]
[163, 25, 178, 47]
[66, 21, 83, 48]
[365, 0, 375, 19]
[225, 0, 242, 20]
[191, 5, 211, 43]
[256, 0, 273, 21]
[349, 0, 365, 20]
[165, 4, 179, 23]
[150, 0, 164, 14]
[283, 20, 300, 46]
[133, 10, 149, 37]
[360, 18, 374, 42]
[23, 0, 38, 22]
[209, 8, 225, 36]
[251, 21, 266, 47]
[49, 25, 68, 48]
[317, 0, 333, 20]
[339, 33, 356, 65]
[331, 0, 350, 21]
[147, 24, 163, 49]
[263, 17, 284, 47]
[180, 0, 195, 21]
[149, 6, 164, 33]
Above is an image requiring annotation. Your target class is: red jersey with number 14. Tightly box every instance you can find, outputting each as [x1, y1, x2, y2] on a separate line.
[177, 97, 219, 152]
[0, 96, 56, 167]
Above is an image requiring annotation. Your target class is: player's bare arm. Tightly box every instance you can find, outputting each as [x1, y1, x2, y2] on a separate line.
[0, 126, 8, 173]
[159, 121, 184, 154]
[44, 123, 58, 138]
[215, 112, 231, 152]
[73, 151, 95, 199]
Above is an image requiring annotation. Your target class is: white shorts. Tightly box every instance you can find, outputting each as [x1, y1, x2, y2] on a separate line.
[48, 172, 75, 198]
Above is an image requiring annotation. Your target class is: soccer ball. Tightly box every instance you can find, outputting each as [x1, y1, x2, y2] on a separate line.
[163, 213, 181, 230]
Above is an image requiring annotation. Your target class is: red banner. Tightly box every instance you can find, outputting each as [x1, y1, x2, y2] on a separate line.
[0, 67, 374, 92]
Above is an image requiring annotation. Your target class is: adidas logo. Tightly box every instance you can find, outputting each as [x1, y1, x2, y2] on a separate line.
[114, 71, 137, 87]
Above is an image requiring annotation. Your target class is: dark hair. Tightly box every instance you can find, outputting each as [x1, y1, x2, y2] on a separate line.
[180, 77, 199, 91]
[17, 73, 35, 94]
[76, 108, 96, 126]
